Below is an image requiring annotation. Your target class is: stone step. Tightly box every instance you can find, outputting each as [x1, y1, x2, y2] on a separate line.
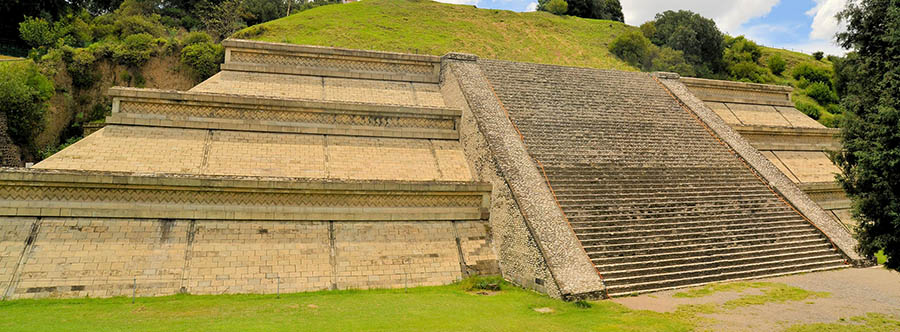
[585, 234, 827, 261]
[577, 223, 816, 246]
[581, 229, 822, 252]
[562, 200, 791, 216]
[553, 183, 774, 194]
[574, 219, 807, 240]
[548, 179, 764, 188]
[591, 238, 834, 266]
[595, 242, 835, 272]
[565, 206, 796, 222]
[604, 258, 846, 296]
[600, 248, 838, 280]
[570, 213, 801, 232]
[604, 264, 846, 297]
[556, 192, 779, 205]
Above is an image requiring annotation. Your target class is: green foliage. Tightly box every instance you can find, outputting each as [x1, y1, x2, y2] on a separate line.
[796, 101, 822, 120]
[573, 300, 592, 309]
[833, 0, 900, 271]
[609, 30, 693, 76]
[39, 135, 82, 160]
[114, 32, 155, 66]
[729, 61, 770, 83]
[812, 51, 824, 60]
[231, 25, 268, 39]
[805, 81, 839, 105]
[114, 15, 165, 37]
[609, 30, 652, 67]
[724, 36, 762, 64]
[180, 41, 225, 80]
[18, 17, 57, 48]
[792, 63, 832, 85]
[66, 48, 99, 88]
[826, 103, 844, 115]
[544, 0, 568, 15]
[540, 0, 623, 21]
[198, 0, 248, 41]
[0, 61, 53, 149]
[182, 31, 213, 46]
[645, 10, 725, 76]
[818, 112, 843, 128]
[768, 54, 787, 75]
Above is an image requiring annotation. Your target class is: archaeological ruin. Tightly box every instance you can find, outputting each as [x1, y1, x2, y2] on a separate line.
[0, 39, 869, 300]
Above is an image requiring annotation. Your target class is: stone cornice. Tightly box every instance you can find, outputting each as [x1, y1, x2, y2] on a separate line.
[0, 169, 491, 221]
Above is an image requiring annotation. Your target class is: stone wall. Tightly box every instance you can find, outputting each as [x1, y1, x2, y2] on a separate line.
[1, 217, 494, 300]
[441, 62, 559, 297]
[0, 113, 22, 167]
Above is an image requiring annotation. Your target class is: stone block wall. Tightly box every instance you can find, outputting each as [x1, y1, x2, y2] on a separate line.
[1, 218, 496, 300]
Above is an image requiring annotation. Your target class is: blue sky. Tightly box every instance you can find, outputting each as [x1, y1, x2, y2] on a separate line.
[436, 0, 848, 55]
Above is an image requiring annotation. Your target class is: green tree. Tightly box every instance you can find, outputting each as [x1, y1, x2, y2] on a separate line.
[833, 0, 900, 270]
[538, 0, 622, 22]
[543, 0, 568, 15]
[0, 61, 53, 150]
[768, 54, 787, 75]
[609, 30, 651, 67]
[645, 10, 725, 76]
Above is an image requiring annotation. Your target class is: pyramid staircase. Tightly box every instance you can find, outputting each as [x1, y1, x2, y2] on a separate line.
[477, 61, 848, 297]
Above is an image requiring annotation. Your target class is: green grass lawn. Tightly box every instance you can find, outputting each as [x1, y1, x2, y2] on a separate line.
[237, 0, 636, 71]
[0, 279, 692, 332]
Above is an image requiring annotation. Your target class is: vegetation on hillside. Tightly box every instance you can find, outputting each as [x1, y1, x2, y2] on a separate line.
[537, 0, 623, 22]
[833, 0, 900, 271]
[0, 60, 53, 151]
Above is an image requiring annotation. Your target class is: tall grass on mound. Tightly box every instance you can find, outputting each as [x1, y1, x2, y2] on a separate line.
[238, 0, 636, 71]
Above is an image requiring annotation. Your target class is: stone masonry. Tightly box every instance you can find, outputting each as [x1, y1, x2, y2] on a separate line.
[0, 39, 865, 301]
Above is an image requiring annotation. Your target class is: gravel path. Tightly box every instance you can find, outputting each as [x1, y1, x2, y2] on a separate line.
[613, 267, 900, 331]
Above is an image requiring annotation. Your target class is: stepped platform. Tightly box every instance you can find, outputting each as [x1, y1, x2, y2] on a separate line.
[681, 77, 854, 230]
[443, 57, 862, 298]
[1, 40, 496, 300]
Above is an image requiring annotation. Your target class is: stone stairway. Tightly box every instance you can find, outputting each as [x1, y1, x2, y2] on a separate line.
[478, 60, 847, 297]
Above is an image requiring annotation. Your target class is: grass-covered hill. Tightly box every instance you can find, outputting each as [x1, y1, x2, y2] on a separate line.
[236, 0, 636, 71]
[236, 0, 838, 126]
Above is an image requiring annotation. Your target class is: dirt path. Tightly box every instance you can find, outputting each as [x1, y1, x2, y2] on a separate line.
[613, 267, 900, 331]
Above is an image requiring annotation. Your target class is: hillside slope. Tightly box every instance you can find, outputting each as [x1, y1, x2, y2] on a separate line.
[237, 0, 636, 71]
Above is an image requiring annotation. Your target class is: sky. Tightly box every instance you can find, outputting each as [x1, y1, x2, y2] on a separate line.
[435, 0, 849, 55]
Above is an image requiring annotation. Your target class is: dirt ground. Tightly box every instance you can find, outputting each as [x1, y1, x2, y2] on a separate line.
[613, 267, 900, 331]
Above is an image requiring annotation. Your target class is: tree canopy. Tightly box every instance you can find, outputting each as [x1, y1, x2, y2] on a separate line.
[538, 0, 623, 22]
[833, 0, 900, 270]
[643, 10, 725, 76]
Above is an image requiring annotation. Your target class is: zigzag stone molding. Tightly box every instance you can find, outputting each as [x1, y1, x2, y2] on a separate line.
[222, 39, 441, 83]
[0, 169, 491, 221]
[107, 87, 461, 139]
[681, 76, 794, 107]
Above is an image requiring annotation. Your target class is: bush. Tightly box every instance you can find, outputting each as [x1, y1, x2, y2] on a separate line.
[232, 25, 268, 39]
[795, 102, 821, 120]
[115, 15, 165, 37]
[813, 51, 824, 60]
[114, 33, 155, 66]
[610, 30, 652, 68]
[729, 61, 770, 83]
[180, 42, 225, 80]
[649, 46, 695, 77]
[66, 48, 98, 88]
[182, 31, 212, 46]
[818, 112, 843, 128]
[768, 54, 787, 76]
[805, 81, 839, 105]
[792, 63, 832, 85]
[546, 0, 568, 15]
[19, 17, 57, 48]
[0, 61, 53, 148]
[826, 103, 844, 115]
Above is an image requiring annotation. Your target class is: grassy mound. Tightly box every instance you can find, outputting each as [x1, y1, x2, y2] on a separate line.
[235, 0, 636, 71]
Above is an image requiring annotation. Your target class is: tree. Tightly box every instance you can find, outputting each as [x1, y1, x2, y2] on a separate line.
[538, 0, 622, 22]
[833, 0, 900, 271]
[768, 54, 787, 76]
[813, 51, 824, 60]
[543, 0, 567, 15]
[645, 10, 725, 76]
[197, 0, 247, 41]
[0, 61, 53, 150]
[609, 30, 651, 67]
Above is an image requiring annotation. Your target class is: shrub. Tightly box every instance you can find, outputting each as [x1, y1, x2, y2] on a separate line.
[826, 103, 844, 115]
[182, 31, 213, 46]
[114, 33, 155, 66]
[546, 0, 568, 15]
[649, 46, 695, 77]
[66, 48, 98, 88]
[792, 63, 832, 85]
[232, 25, 268, 39]
[18, 17, 57, 48]
[767, 54, 786, 76]
[459, 275, 505, 292]
[115, 15, 165, 37]
[805, 81, 839, 105]
[180, 42, 225, 80]
[0, 61, 53, 148]
[813, 51, 824, 60]
[795, 102, 821, 120]
[39, 136, 81, 160]
[819, 112, 843, 128]
[610, 30, 652, 68]
[730, 61, 770, 83]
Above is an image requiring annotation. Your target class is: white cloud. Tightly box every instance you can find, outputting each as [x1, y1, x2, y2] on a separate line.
[435, 0, 480, 5]
[525, 1, 538, 12]
[620, 0, 779, 35]
[807, 0, 847, 41]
